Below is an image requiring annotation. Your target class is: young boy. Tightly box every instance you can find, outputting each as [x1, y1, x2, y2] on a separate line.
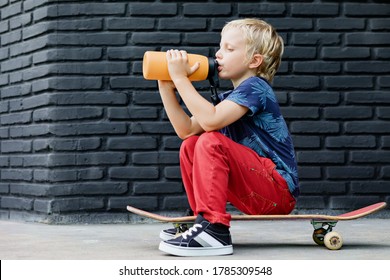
[157, 18, 299, 257]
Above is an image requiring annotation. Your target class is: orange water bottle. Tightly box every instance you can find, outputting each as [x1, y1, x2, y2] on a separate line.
[142, 51, 218, 81]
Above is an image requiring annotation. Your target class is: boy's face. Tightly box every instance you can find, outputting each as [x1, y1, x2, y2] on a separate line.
[216, 27, 255, 87]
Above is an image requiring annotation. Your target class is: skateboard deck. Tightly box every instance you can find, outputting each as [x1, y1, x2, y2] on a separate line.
[127, 202, 387, 250]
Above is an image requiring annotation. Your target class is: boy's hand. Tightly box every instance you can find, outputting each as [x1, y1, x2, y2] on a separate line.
[166, 50, 200, 81]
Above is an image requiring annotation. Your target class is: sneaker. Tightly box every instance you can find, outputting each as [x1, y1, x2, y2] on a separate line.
[159, 215, 233, 257]
[159, 223, 193, 241]
[159, 208, 194, 241]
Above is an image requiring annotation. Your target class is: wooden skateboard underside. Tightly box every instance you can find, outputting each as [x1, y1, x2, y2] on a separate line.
[127, 202, 386, 223]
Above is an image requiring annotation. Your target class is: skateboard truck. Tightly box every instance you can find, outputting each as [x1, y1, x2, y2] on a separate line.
[311, 220, 342, 250]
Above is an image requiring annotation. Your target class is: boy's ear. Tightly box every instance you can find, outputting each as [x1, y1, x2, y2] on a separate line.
[249, 54, 263, 69]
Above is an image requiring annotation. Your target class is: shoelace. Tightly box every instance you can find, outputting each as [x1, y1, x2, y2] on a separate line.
[181, 224, 202, 240]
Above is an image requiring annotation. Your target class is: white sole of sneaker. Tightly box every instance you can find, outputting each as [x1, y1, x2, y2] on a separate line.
[159, 241, 233, 257]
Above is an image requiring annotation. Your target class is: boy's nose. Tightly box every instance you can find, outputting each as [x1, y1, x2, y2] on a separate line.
[215, 49, 222, 59]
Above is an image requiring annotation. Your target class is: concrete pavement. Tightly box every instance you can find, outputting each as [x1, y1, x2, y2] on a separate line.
[1, 218, 389, 260]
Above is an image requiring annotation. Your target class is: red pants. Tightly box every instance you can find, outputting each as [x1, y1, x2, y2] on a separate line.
[180, 132, 296, 227]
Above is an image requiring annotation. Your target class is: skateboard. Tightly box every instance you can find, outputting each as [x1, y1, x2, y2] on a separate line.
[127, 202, 387, 250]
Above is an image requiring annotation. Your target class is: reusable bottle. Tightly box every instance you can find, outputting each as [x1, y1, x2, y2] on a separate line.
[142, 51, 217, 81]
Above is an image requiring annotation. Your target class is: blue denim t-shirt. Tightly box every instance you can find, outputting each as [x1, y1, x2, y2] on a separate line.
[219, 76, 300, 199]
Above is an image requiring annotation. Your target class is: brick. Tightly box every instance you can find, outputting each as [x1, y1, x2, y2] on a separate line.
[377, 107, 390, 120]
[297, 151, 345, 164]
[1, 169, 33, 181]
[130, 3, 177, 16]
[330, 196, 381, 210]
[76, 152, 126, 166]
[379, 77, 390, 89]
[32, 77, 103, 93]
[345, 92, 390, 104]
[291, 136, 321, 149]
[290, 92, 339, 105]
[34, 169, 77, 182]
[290, 121, 339, 134]
[381, 137, 390, 149]
[54, 33, 127, 46]
[292, 33, 340, 45]
[351, 151, 390, 163]
[107, 46, 149, 60]
[33, 107, 103, 122]
[344, 4, 390, 16]
[1, 140, 31, 153]
[52, 92, 127, 105]
[345, 121, 390, 134]
[345, 62, 390, 74]
[324, 76, 373, 90]
[370, 19, 390, 31]
[238, 3, 286, 16]
[131, 122, 175, 134]
[183, 3, 231, 16]
[381, 167, 390, 179]
[162, 195, 190, 210]
[324, 106, 372, 120]
[375, 48, 390, 59]
[326, 167, 375, 179]
[266, 19, 313, 31]
[107, 136, 157, 151]
[283, 47, 317, 60]
[282, 107, 319, 120]
[1, 196, 33, 210]
[56, 3, 126, 16]
[318, 19, 365, 31]
[346, 33, 390, 46]
[51, 197, 105, 212]
[295, 196, 326, 210]
[297, 167, 321, 179]
[10, 124, 50, 138]
[1, 2, 22, 19]
[56, 19, 103, 31]
[49, 123, 127, 136]
[326, 136, 376, 149]
[273, 76, 320, 90]
[159, 18, 207, 31]
[321, 47, 370, 60]
[132, 32, 180, 45]
[108, 107, 158, 120]
[291, 3, 338, 16]
[109, 196, 158, 211]
[0, 111, 31, 125]
[0, 183, 10, 194]
[351, 182, 390, 194]
[163, 136, 182, 150]
[110, 77, 156, 89]
[34, 48, 103, 63]
[132, 152, 179, 165]
[133, 182, 183, 195]
[109, 167, 159, 179]
[299, 182, 347, 195]
[293, 61, 340, 74]
[164, 166, 182, 180]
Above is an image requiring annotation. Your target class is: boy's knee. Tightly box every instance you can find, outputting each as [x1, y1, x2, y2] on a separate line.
[197, 132, 225, 149]
[180, 135, 199, 154]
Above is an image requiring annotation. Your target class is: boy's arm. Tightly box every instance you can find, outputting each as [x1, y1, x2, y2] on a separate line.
[167, 50, 249, 131]
[158, 80, 204, 139]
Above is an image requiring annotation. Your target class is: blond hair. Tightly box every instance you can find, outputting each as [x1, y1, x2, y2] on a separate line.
[222, 18, 284, 82]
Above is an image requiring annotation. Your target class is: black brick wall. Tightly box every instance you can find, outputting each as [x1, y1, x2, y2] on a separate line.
[0, 0, 389, 223]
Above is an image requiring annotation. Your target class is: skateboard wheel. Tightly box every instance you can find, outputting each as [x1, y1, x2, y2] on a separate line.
[312, 228, 326, 246]
[323, 232, 343, 250]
